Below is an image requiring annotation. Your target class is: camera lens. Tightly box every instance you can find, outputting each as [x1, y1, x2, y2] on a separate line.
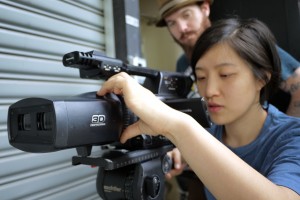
[18, 114, 31, 131]
[37, 112, 53, 130]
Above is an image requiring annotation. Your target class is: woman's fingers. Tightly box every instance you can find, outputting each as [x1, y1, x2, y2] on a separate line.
[97, 72, 177, 142]
[119, 122, 141, 143]
[97, 72, 129, 96]
[165, 148, 187, 179]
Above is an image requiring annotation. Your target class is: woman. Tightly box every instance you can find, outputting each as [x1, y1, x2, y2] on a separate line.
[97, 18, 300, 199]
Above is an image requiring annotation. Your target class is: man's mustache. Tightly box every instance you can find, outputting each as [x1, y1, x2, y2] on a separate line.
[180, 31, 195, 40]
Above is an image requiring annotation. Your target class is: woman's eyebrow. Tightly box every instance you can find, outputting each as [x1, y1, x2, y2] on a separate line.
[195, 62, 237, 70]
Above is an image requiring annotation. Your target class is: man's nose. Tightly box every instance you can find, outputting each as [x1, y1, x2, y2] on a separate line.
[177, 19, 189, 32]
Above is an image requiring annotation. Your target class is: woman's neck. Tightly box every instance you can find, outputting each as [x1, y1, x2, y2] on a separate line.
[222, 104, 267, 148]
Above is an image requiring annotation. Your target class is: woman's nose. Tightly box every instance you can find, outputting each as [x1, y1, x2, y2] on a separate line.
[204, 78, 220, 99]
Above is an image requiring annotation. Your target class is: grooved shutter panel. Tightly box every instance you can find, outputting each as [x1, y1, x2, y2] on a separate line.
[0, 0, 114, 199]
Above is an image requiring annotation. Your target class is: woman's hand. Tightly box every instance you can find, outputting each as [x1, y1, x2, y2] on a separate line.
[97, 72, 181, 143]
[165, 148, 187, 179]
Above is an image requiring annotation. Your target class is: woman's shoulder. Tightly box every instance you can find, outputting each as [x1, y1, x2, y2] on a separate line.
[266, 104, 300, 142]
[267, 104, 300, 127]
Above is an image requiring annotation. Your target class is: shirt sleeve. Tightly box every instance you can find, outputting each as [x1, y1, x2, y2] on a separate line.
[176, 54, 189, 73]
[267, 129, 300, 195]
[277, 46, 300, 80]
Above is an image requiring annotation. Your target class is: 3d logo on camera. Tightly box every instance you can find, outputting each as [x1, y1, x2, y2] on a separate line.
[90, 115, 106, 127]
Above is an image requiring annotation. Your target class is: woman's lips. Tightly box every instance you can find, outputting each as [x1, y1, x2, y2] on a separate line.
[207, 103, 223, 113]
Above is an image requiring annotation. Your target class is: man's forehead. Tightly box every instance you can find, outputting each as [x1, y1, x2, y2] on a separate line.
[165, 4, 200, 20]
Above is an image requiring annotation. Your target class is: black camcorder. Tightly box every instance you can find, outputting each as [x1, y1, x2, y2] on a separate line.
[7, 50, 211, 200]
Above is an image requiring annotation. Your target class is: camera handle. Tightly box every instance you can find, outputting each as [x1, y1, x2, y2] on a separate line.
[72, 145, 174, 200]
[72, 144, 173, 170]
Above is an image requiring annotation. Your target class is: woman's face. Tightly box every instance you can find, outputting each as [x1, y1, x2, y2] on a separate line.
[195, 43, 263, 125]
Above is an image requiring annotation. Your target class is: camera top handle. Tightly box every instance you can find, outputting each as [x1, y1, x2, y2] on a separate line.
[62, 50, 159, 79]
[62, 50, 194, 98]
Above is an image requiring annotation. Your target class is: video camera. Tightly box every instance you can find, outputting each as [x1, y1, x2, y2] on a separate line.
[7, 50, 211, 200]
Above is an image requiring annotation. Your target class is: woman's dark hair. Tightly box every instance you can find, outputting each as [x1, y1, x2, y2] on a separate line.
[191, 18, 281, 105]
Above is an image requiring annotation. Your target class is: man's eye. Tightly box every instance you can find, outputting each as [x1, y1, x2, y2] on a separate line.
[167, 21, 175, 27]
[183, 13, 190, 19]
[182, 10, 192, 19]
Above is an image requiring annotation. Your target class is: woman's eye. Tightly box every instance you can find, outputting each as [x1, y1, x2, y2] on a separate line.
[220, 74, 233, 78]
[221, 74, 229, 77]
[197, 77, 206, 81]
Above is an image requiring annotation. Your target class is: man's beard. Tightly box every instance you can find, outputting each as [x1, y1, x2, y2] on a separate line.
[174, 32, 196, 59]
[173, 18, 211, 60]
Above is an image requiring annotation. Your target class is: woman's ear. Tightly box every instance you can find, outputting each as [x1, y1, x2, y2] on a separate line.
[256, 72, 271, 91]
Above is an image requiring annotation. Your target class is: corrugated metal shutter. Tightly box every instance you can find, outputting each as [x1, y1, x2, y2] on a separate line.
[0, 0, 115, 199]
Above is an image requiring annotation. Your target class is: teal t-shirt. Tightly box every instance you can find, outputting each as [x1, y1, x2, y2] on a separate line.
[205, 104, 300, 199]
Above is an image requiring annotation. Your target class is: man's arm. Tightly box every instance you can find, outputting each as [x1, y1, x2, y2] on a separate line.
[281, 67, 300, 117]
[276, 46, 300, 117]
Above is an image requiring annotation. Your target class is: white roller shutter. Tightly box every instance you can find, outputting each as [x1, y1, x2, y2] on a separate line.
[0, 0, 115, 199]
